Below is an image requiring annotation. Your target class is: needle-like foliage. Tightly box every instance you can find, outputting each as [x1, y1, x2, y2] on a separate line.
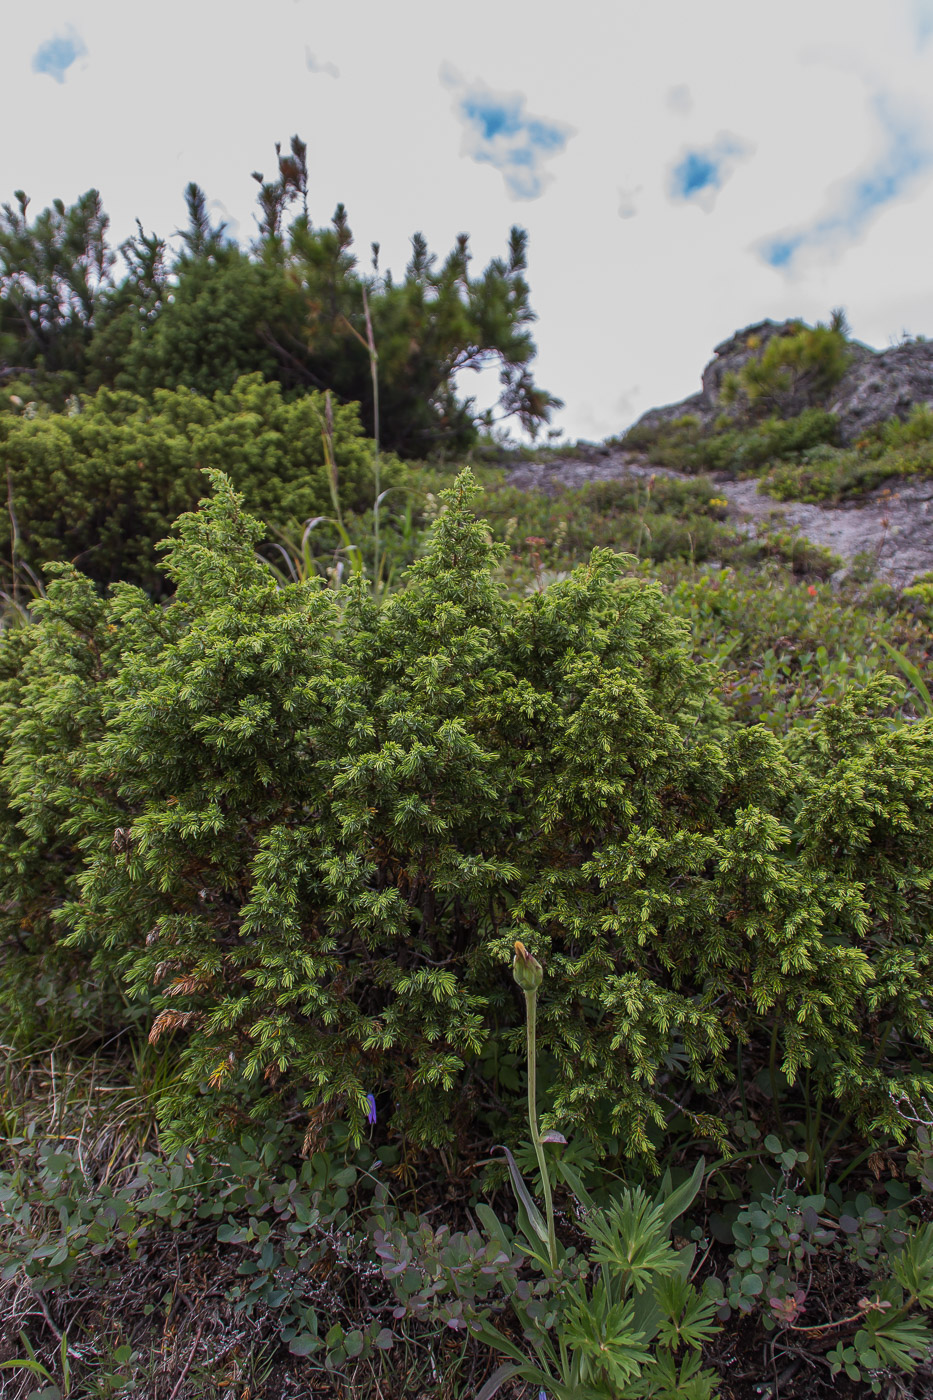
[0, 471, 930, 1158]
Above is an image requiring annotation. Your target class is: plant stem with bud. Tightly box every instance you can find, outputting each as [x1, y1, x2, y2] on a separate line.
[513, 940, 558, 1271]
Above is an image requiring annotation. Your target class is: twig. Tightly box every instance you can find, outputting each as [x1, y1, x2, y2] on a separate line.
[788, 1303, 883, 1335]
[34, 1293, 64, 1342]
[6, 465, 20, 607]
[256, 325, 327, 390]
[168, 1321, 204, 1400]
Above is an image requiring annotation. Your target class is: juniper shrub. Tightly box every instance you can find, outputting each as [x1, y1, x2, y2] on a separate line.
[0, 470, 930, 1164]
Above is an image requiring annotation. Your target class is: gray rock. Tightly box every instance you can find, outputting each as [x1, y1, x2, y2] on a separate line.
[700, 320, 809, 406]
[630, 320, 809, 435]
[625, 391, 710, 436]
[828, 340, 933, 443]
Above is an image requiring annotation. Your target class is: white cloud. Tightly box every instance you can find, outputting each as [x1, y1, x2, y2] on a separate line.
[666, 84, 693, 115]
[912, 0, 933, 43]
[305, 48, 339, 78]
[207, 199, 239, 244]
[759, 94, 933, 270]
[618, 185, 641, 219]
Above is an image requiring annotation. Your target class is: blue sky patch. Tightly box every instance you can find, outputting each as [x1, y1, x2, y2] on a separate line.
[760, 96, 933, 270]
[759, 237, 800, 270]
[668, 133, 751, 210]
[442, 67, 574, 200]
[32, 30, 86, 84]
[461, 93, 524, 142]
[673, 151, 719, 198]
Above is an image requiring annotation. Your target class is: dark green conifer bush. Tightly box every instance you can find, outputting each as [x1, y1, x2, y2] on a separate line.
[0, 471, 930, 1166]
[0, 373, 394, 592]
[1, 170, 560, 456]
[110, 245, 286, 399]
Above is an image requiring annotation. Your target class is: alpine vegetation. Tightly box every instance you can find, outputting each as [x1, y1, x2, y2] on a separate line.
[2, 472, 930, 1169]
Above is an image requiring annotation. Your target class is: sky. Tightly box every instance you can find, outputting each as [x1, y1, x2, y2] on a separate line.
[6, 0, 933, 444]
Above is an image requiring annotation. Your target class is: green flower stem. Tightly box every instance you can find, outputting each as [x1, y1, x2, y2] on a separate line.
[524, 985, 558, 1272]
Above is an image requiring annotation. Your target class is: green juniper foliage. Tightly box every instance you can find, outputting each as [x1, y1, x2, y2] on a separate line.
[0, 471, 931, 1162]
[0, 373, 395, 593]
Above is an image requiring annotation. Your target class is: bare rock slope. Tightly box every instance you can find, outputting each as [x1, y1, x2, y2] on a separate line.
[506, 447, 933, 589]
[515, 317, 933, 586]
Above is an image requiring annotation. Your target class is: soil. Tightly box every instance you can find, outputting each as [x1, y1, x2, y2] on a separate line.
[505, 448, 933, 589]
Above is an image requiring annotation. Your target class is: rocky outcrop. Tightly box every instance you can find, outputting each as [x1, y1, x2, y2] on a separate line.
[628, 391, 712, 436]
[630, 321, 802, 434]
[828, 340, 933, 443]
[629, 320, 933, 442]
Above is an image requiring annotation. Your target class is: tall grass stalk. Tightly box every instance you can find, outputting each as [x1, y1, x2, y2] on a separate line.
[340, 284, 384, 592]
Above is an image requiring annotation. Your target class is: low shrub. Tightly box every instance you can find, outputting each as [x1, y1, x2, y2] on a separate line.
[668, 566, 931, 731]
[904, 571, 933, 622]
[621, 409, 839, 477]
[481, 473, 737, 574]
[0, 372, 399, 594]
[719, 321, 851, 417]
[760, 403, 933, 503]
[765, 441, 933, 503]
[1, 471, 932, 1178]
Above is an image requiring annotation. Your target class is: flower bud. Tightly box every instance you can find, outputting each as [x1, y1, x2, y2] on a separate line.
[513, 939, 543, 992]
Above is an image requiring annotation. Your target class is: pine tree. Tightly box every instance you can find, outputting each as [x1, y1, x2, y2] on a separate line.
[0, 188, 115, 398]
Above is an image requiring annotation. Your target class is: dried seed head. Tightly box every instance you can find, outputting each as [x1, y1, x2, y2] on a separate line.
[110, 827, 133, 855]
[148, 1009, 203, 1044]
[151, 960, 182, 985]
[165, 976, 208, 997]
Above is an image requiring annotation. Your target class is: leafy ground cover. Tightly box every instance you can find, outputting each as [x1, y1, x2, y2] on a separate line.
[619, 408, 840, 479]
[621, 401, 933, 508]
[763, 408, 933, 503]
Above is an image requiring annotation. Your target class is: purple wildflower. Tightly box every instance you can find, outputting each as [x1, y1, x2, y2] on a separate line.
[366, 1093, 377, 1126]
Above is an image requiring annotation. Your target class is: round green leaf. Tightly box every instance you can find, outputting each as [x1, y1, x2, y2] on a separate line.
[289, 1334, 320, 1357]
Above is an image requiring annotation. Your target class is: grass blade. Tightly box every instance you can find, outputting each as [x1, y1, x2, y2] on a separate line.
[877, 637, 933, 715]
[496, 1144, 549, 1245]
[475, 1362, 524, 1400]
